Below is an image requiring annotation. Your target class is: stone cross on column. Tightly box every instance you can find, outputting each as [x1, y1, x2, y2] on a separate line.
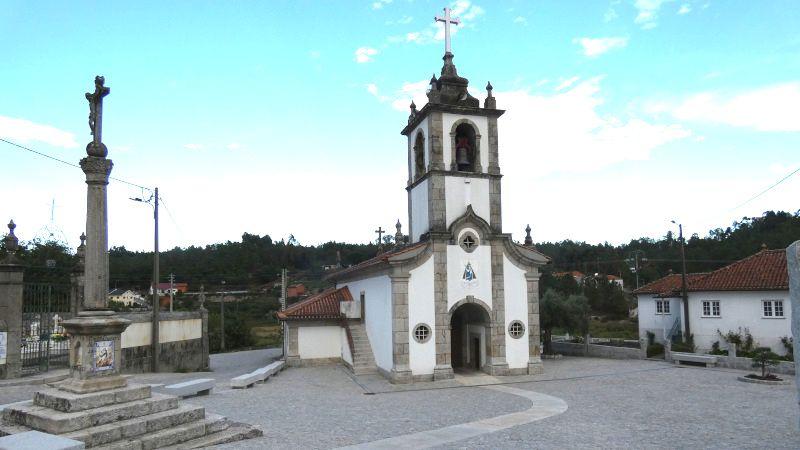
[85, 76, 110, 157]
[375, 227, 385, 245]
[435, 7, 460, 55]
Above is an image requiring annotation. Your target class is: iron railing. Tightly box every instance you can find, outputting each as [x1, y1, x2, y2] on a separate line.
[21, 283, 72, 375]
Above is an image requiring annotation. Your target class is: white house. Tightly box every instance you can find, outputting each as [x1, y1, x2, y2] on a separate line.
[277, 36, 550, 383]
[107, 289, 145, 306]
[634, 249, 792, 355]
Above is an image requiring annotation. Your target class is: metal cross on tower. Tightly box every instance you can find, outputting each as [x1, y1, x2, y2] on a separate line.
[435, 7, 460, 54]
[375, 227, 385, 245]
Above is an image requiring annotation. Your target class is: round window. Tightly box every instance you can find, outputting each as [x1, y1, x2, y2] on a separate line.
[459, 231, 479, 253]
[413, 323, 432, 343]
[508, 320, 525, 339]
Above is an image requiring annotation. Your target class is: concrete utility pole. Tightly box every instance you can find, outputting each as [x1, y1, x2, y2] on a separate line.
[169, 272, 174, 312]
[628, 250, 647, 290]
[280, 268, 287, 358]
[219, 280, 226, 352]
[153, 188, 160, 370]
[672, 220, 690, 341]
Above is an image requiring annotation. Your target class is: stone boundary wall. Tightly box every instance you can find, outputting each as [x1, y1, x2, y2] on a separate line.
[707, 355, 795, 376]
[117, 310, 209, 373]
[551, 341, 643, 360]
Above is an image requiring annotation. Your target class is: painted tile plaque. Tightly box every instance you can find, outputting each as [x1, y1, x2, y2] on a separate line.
[92, 340, 114, 372]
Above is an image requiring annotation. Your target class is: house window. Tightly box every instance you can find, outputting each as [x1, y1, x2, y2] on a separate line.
[413, 323, 431, 343]
[655, 300, 670, 315]
[763, 300, 785, 318]
[702, 300, 721, 317]
[508, 320, 525, 338]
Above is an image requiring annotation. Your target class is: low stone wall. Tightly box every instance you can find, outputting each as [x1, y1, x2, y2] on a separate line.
[118, 310, 209, 373]
[552, 341, 643, 360]
[713, 355, 795, 376]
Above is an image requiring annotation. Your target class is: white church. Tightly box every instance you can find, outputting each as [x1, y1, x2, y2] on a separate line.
[278, 10, 549, 383]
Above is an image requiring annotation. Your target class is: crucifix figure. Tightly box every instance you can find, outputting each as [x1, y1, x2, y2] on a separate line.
[375, 227, 385, 245]
[85, 75, 110, 157]
[435, 7, 460, 55]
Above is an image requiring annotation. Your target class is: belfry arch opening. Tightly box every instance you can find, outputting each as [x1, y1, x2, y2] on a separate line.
[413, 132, 425, 179]
[454, 123, 477, 172]
[450, 301, 491, 373]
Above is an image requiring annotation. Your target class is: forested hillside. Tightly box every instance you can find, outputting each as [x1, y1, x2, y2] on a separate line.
[4, 210, 799, 293]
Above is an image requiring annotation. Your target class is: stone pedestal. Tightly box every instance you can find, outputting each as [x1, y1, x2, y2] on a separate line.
[59, 311, 130, 394]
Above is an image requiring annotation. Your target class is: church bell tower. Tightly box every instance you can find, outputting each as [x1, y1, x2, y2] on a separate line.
[402, 18, 503, 243]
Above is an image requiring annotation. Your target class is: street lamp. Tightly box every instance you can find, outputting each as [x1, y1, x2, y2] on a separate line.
[671, 220, 690, 342]
[130, 187, 160, 372]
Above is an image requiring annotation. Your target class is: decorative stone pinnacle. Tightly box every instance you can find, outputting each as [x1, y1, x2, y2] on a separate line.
[80, 232, 86, 246]
[524, 224, 533, 246]
[430, 74, 437, 85]
[486, 81, 493, 93]
[2, 219, 20, 264]
[484, 81, 497, 109]
[410, 100, 416, 111]
[395, 220, 404, 248]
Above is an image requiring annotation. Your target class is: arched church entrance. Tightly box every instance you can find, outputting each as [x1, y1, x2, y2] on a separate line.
[450, 301, 491, 373]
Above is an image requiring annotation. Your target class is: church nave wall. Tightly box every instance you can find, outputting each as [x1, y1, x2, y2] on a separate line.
[339, 276, 393, 372]
[408, 255, 436, 375]
[503, 254, 530, 369]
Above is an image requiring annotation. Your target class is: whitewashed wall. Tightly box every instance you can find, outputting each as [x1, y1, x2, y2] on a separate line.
[689, 290, 792, 354]
[636, 296, 682, 343]
[444, 177, 490, 229]
[410, 179, 429, 243]
[341, 276, 393, 372]
[121, 319, 202, 349]
[503, 255, 529, 369]
[446, 241, 492, 310]
[298, 326, 340, 359]
[408, 255, 435, 375]
[442, 113, 489, 171]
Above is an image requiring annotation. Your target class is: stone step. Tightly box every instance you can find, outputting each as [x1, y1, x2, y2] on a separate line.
[3, 393, 179, 435]
[34, 384, 152, 413]
[63, 404, 205, 448]
[162, 421, 262, 449]
[130, 415, 231, 450]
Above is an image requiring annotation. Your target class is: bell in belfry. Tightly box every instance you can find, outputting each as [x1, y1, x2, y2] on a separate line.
[456, 136, 471, 171]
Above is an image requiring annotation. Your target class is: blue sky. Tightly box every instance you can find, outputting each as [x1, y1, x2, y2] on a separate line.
[2, 0, 799, 252]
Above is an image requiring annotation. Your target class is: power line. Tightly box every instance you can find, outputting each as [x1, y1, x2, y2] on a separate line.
[1, 137, 152, 191]
[732, 165, 800, 211]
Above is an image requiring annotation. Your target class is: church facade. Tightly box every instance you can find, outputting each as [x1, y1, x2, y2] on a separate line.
[279, 44, 549, 383]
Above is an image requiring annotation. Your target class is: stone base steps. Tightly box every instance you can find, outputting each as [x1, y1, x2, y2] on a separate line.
[0, 382, 261, 449]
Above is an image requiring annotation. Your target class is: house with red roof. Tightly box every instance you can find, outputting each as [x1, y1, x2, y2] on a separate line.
[633, 249, 792, 355]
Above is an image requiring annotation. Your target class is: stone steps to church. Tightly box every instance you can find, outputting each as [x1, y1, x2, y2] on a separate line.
[93, 413, 249, 450]
[2, 392, 179, 435]
[63, 404, 206, 448]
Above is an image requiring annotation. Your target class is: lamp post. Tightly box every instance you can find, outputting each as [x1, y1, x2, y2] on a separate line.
[130, 187, 160, 372]
[671, 220, 690, 342]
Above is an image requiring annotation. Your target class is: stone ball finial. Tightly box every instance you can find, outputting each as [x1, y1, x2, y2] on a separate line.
[524, 224, 533, 246]
[3, 219, 20, 261]
[486, 81, 493, 92]
[79, 232, 86, 246]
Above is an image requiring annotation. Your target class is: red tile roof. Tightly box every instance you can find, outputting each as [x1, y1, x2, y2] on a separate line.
[276, 286, 352, 321]
[324, 242, 428, 281]
[634, 249, 788, 296]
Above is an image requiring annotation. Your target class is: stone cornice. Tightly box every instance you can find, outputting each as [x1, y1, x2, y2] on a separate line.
[406, 169, 502, 191]
[402, 103, 505, 136]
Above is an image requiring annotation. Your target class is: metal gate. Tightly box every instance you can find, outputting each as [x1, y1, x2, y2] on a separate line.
[21, 283, 72, 375]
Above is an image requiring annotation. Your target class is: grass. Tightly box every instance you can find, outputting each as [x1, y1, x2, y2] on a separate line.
[589, 318, 639, 340]
[250, 324, 282, 348]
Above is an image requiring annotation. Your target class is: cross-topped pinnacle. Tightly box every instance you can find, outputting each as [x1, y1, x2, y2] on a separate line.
[375, 226, 385, 245]
[85, 75, 110, 157]
[435, 7, 460, 55]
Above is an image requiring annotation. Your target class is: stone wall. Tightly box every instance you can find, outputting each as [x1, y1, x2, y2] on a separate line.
[552, 341, 643, 360]
[714, 355, 795, 376]
[117, 310, 209, 373]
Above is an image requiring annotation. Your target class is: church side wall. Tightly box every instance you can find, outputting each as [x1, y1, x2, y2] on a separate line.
[298, 325, 341, 359]
[446, 243, 493, 310]
[442, 113, 489, 170]
[408, 255, 435, 375]
[410, 179, 429, 243]
[340, 276, 393, 372]
[503, 254, 529, 369]
[444, 177, 490, 229]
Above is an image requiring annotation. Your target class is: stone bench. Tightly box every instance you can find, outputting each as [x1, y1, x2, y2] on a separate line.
[671, 352, 718, 367]
[231, 361, 285, 389]
[161, 378, 215, 397]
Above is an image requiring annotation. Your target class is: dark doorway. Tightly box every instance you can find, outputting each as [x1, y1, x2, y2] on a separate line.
[450, 302, 491, 372]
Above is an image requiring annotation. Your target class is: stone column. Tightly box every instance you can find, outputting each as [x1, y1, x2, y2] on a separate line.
[0, 221, 24, 379]
[59, 77, 130, 394]
[432, 238, 454, 380]
[526, 271, 543, 374]
[200, 308, 210, 371]
[488, 242, 509, 375]
[389, 274, 412, 383]
[786, 240, 800, 426]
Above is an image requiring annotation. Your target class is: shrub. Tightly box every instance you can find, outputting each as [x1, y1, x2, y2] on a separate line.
[647, 343, 664, 358]
[671, 334, 695, 353]
[781, 336, 794, 361]
[718, 327, 756, 353]
[646, 331, 655, 346]
[710, 340, 728, 356]
[751, 347, 780, 378]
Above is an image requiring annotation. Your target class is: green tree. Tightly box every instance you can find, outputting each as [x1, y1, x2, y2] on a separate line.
[540, 289, 589, 354]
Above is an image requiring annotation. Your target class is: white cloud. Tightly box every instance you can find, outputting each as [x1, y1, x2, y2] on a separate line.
[555, 76, 580, 91]
[355, 47, 379, 63]
[633, 0, 674, 29]
[372, 0, 392, 10]
[309, 50, 321, 59]
[183, 143, 204, 150]
[513, 16, 528, 26]
[678, 3, 691, 14]
[226, 143, 241, 151]
[366, 83, 379, 96]
[574, 37, 628, 57]
[397, 15, 413, 24]
[604, 8, 619, 22]
[0, 116, 77, 148]
[656, 82, 800, 132]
